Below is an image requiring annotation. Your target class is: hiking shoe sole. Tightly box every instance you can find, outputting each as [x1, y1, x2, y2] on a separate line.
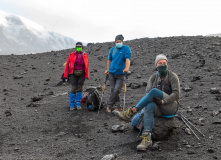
[112, 111, 131, 122]
[106, 106, 112, 113]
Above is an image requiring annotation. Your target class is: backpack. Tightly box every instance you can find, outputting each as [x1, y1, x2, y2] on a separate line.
[81, 87, 103, 111]
[131, 108, 145, 132]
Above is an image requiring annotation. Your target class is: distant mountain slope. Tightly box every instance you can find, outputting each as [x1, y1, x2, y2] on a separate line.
[206, 33, 221, 37]
[0, 10, 77, 54]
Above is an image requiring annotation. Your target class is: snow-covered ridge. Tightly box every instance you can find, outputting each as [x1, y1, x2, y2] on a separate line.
[0, 10, 77, 55]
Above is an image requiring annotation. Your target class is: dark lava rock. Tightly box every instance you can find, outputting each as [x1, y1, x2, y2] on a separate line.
[98, 55, 104, 60]
[5, 110, 12, 116]
[13, 75, 23, 79]
[207, 148, 215, 153]
[215, 95, 221, 101]
[212, 121, 221, 124]
[31, 95, 43, 102]
[210, 88, 221, 94]
[199, 59, 205, 67]
[45, 78, 50, 81]
[152, 117, 180, 141]
[187, 151, 195, 155]
[26, 103, 40, 107]
[151, 141, 161, 151]
[191, 76, 201, 82]
[142, 81, 147, 86]
[131, 83, 140, 89]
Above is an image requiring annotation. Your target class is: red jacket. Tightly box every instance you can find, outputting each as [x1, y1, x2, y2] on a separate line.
[64, 51, 89, 79]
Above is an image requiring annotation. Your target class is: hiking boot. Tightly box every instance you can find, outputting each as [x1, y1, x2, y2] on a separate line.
[114, 108, 135, 122]
[106, 106, 112, 113]
[114, 107, 122, 112]
[76, 106, 81, 110]
[137, 132, 152, 151]
[70, 107, 76, 111]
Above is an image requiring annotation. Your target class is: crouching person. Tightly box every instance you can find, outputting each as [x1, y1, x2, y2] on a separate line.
[114, 54, 180, 151]
[63, 42, 89, 110]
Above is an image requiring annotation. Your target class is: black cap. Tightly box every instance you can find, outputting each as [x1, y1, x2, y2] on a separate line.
[76, 42, 83, 48]
[115, 35, 124, 42]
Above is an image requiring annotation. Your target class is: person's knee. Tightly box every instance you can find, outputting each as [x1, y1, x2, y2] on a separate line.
[149, 88, 160, 95]
[76, 85, 83, 92]
[71, 86, 77, 93]
[145, 102, 156, 112]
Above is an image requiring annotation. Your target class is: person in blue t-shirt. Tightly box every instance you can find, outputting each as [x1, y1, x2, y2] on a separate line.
[104, 34, 132, 112]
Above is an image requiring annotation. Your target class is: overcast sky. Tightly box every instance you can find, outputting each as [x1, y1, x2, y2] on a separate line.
[0, 0, 221, 43]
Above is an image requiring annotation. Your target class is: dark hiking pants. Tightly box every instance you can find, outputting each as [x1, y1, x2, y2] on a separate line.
[107, 73, 125, 106]
[70, 72, 85, 93]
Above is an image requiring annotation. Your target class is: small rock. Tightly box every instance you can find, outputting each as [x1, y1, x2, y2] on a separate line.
[45, 78, 50, 81]
[215, 95, 221, 101]
[111, 124, 127, 132]
[191, 76, 200, 82]
[3, 88, 7, 92]
[187, 108, 193, 114]
[187, 151, 195, 154]
[137, 74, 141, 78]
[5, 110, 12, 116]
[209, 135, 214, 139]
[213, 156, 218, 159]
[212, 111, 220, 116]
[182, 86, 193, 92]
[131, 83, 140, 89]
[184, 128, 192, 135]
[97, 55, 104, 60]
[212, 121, 221, 124]
[207, 148, 215, 153]
[101, 154, 117, 160]
[151, 142, 161, 151]
[182, 140, 189, 145]
[31, 95, 43, 102]
[56, 131, 67, 137]
[103, 122, 108, 126]
[210, 88, 221, 94]
[142, 81, 147, 86]
[199, 118, 205, 123]
[13, 75, 23, 79]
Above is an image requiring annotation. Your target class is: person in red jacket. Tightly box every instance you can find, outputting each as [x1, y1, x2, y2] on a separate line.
[64, 42, 89, 110]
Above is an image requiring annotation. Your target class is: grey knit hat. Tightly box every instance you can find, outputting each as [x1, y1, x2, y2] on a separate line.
[155, 54, 168, 66]
[115, 34, 124, 42]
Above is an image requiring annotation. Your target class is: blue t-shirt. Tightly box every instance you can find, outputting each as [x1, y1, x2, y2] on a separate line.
[108, 45, 132, 75]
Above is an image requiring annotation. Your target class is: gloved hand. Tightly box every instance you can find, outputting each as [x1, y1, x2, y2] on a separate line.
[153, 97, 164, 105]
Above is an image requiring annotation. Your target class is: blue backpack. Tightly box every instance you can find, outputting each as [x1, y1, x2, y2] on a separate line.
[131, 108, 145, 132]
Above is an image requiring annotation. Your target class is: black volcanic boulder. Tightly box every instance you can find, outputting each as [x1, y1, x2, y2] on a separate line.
[151, 117, 180, 141]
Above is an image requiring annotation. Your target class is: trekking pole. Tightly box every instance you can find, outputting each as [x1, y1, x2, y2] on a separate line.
[123, 73, 128, 111]
[177, 113, 200, 140]
[98, 74, 109, 115]
[180, 114, 205, 137]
